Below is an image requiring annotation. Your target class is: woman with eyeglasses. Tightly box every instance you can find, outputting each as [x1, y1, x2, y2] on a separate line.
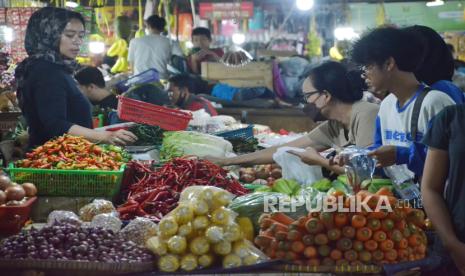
[15, 7, 136, 148]
[206, 61, 379, 174]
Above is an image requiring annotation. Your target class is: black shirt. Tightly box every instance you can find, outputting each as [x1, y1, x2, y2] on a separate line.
[422, 104, 465, 242]
[95, 94, 118, 110]
[21, 59, 93, 148]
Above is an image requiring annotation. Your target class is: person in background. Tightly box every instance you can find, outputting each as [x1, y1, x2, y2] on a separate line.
[206, 61, 379, 175]
[75, 66, 118, 109]
[128, 15, 177, 79]
[403, 25, 464, 104]
[421, 104, 465, 276]
[15, 7, 136, 148]
[168, 74, 218, 116]
[351, 27, 455, 179]
[188, 27, 224, 74]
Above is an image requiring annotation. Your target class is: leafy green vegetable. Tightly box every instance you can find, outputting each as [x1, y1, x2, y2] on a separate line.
[312, 178, 332, 192]
[226, 137, 261, 153]
[127, 124, 164, 146]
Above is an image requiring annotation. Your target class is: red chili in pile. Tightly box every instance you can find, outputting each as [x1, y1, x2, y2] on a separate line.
[117, 157, 248, 221]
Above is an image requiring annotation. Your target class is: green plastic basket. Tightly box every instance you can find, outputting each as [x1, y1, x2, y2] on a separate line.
[7, 163, 125, 197]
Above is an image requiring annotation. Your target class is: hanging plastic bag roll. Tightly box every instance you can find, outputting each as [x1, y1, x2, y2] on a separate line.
[272, 147, 323, 185]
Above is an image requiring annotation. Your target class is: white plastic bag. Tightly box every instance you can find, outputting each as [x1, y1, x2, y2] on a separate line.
[272, 147, 323, 185]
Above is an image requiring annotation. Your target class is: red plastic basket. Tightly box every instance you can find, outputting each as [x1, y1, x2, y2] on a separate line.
[0, 197, 37, 235]
[117, 97, 192, 131]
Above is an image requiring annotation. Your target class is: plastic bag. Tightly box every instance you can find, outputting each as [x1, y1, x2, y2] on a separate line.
[90, 213, 122, 233]
[47, 211, 82, 226]
[340, 146, 376, 191]
[79, 199, 117, 222]
[120, 217, 158, 246]
[273, 147, 323, 185]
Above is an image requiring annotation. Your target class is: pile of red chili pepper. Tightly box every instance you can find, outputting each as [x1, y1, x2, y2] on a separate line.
[16, 135, 127, 171]
[117, 158, 248, 221]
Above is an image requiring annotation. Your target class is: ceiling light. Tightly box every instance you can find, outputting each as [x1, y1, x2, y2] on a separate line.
[89, 41, 105, 54]
[334, 27, 359, 41]
[296, 0, 314, 11]
[65, 1, 79, 8]
[232, 33, 246, 45]
[426, 0, 444, 7]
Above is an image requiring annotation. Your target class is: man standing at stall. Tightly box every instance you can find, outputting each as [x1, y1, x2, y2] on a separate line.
[187, 27, 224, 74]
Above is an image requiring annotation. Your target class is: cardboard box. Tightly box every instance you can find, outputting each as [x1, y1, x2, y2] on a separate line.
[201, 61, 274, 91]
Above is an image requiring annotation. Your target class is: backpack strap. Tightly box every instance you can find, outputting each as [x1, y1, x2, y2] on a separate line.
[410, 86, 432, 142]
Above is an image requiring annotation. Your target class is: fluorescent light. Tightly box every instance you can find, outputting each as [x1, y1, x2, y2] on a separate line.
[65, 1, 79, 8]
[0, 26, 13, 43]
[232, 33, 246, 45]
[426, 0, 444, 7]
[334, 27, 359, 41]
[296, 0, 314, 11]
[89, 41, 105, 54]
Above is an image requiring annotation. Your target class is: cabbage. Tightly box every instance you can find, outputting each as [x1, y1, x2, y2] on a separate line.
[160, 131, 233, 161]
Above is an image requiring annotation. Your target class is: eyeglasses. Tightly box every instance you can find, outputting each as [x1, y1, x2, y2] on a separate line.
[301, 91, 323, 103]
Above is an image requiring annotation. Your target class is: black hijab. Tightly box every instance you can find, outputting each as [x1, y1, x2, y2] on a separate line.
[15, 7, 85, 107]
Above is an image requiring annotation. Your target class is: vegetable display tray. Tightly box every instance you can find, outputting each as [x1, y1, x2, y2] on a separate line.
[0, 259, 154, 274]
[117, 96, 192, 131]
[7, 164, 125, 197]
[215, 124, 254, 140]
[0, 197, 37, 235]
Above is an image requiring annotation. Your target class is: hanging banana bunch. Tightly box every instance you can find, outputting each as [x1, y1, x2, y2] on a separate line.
[107, 38, 128, 73]
[376, 3, 386, 26]
[115, 0, 124, 16]
[89, 0, 106, 7]
[135, 0, 145, 38]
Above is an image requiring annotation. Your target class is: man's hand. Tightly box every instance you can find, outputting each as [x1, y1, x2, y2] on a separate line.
[288, 147, 325, 166]
[449, 242, 465, 275]
[193, 49, 220, 61]
[368, 145, 397, 167]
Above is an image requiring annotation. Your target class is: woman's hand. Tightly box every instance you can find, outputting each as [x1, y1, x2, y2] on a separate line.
[288, 147, 325, 166]
[448, 241, 465, 275]
[104, 129, 137, 146]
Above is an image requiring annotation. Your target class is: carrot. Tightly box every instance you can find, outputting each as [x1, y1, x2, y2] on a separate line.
[254, 235, 274, 248]
[315, 233, 329, 245]
[359, 250, 372, 263]
[337, 238, 353, 251]
[330, 249, 343, 260]
[259, 229, 274, 238]
[270, 239, 279, 250]
[291, 240, 305, 253]
[380, 240, 394, 252]
[356, 227, 373, 242]
[287, 230, 303, 241]
[278, 241, 291, 251]
[260, 218, 275, 230]
[408, 234, 421, 247]
[372, 250, 384, 262]
[352, 240, 364, 252]
[368, 211, 388, 220]
[308, 211, 320, 218]
[367, 218, 382, 231]
[265, 247, 276, 258]
[302, 234, 315, 246]
[416, 244, 426, 255]
[385, 249, 398, 262]
[270, 222, 289, 233]
[364, 240, 378, 251]
[344, 250, 358, 262]
[327, 228, 342, 241]
[389, 229, 403, 242]
[373, 230, 387, 242]
[376, 187, 394, 197]
[381, 219, 395, 232]
[397, 238, 408, 250]
[319, 212, 334, 229]
[289, 218, 307, 233]
[351, 214, 367, 228]
[285, 251, 299, 261]
[304, 246, 318, 259]
[275, 231, 288, 241]
[258, 213, 271, 225]
[305, 217, 324, 234]
[271, 212, 294, 225]
[397, 249, 408, 260]
[318, 245, 331, 257]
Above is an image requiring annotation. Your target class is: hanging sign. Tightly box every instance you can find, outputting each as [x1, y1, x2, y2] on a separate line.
[199, 2, 254, 20]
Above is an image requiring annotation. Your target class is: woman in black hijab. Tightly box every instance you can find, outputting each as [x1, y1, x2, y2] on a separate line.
[15, 7, 136, 148]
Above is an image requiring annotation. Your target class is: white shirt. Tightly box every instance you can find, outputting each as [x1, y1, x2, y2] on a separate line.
[128, 34, 177, 79]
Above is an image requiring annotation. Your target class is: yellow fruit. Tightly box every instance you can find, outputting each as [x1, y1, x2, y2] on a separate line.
[158, 254, 180, 272]
[146, 236, 167, 256]
[175, 204, 194, 224]
[224, 223, 242, 242]
[193, 216, 210, 230]
[180, 254, 198, 271]
[205, 226, 224, 244]
[237, 217, 254, 242]
[198, 188, 215, 206]
[243, 254, 259, 266]
[233, 240, 250, 258]
[214, 241, 232, 256]
[222, 254, 242, 269]
[198, 254, 214, 268]
[212, 190, 232, 208]
[159, 217, 178, 238]
[167, 236, 187, 254]
[189, 236, 210, 255]
[193, 199, 209, 215]
[211, 208, 231, 226]
[178, 223, 193, 237]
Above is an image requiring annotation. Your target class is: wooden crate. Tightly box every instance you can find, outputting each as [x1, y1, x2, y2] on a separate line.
[201, 61, 274, 91]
